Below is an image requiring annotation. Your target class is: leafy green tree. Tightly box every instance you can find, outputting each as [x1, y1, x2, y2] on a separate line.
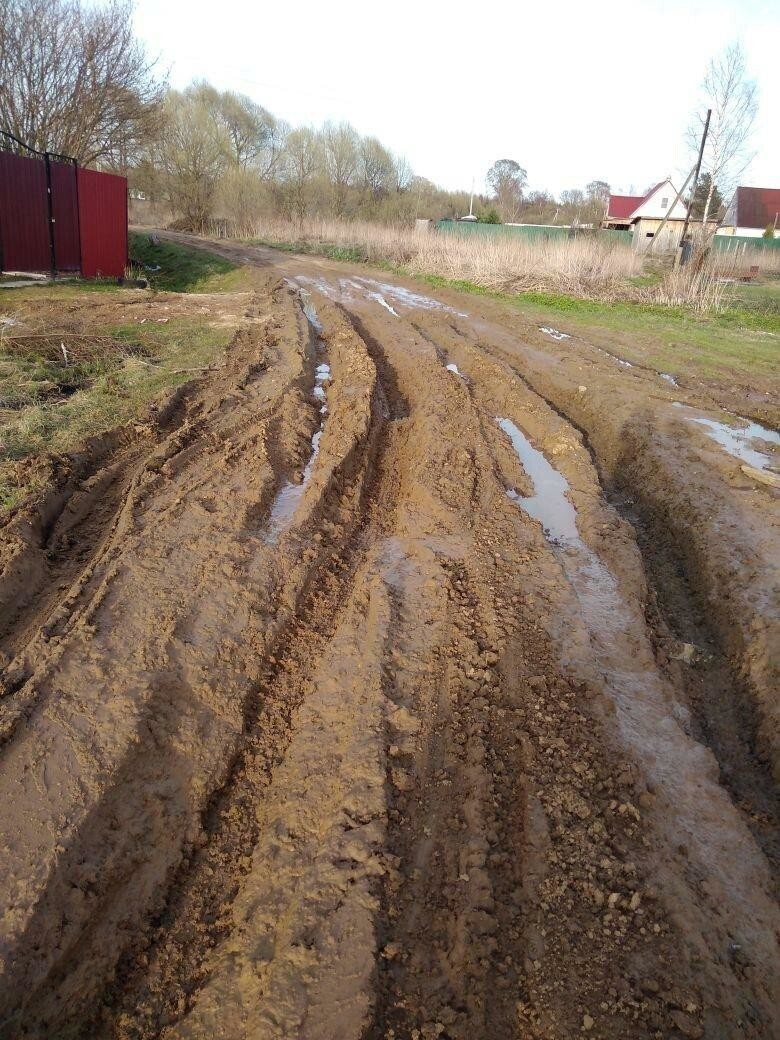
[479, 208, 501, 224]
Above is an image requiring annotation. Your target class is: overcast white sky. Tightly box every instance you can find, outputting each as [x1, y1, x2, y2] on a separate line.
[133, 0, 779, 198]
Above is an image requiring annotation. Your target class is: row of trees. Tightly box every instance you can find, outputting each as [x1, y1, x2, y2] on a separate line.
[140, 90, 618, 230]
[136, 84, 429, 228]
[0, 0, 758, 234]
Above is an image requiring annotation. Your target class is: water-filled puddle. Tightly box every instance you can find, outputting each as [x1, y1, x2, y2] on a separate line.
[497, 418, 579, 543]
[688, 414, 779, 471]
[365, 291, 399, 316]
[539, 326, 570, 341]
[292, 274, 468, 317]
[264, 295, 330, 545]
[598, 347, 633, 368]
[351, 277, 468, 317]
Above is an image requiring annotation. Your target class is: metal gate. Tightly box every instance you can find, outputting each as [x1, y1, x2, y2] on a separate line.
[0, 130, 127, 279]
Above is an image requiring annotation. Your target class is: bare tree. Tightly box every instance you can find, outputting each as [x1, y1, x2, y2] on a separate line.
[585, 180, 610, 205]
[559, 189, 585, 207]
[486, 159, 527, 222]
[215, 91, 276, 169]
[322, 121, 359, 216]
[0, 0, 164, 167]
[282, 127, 323, 222]
[255, 118, 289, 181]
[157, 87, 230, 230]
[393, 155, 414, 194]
[360, 137, 395, 200]
[687, 43, 758, 232]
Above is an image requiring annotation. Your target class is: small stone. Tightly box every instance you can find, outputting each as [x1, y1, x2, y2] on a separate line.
[582, 1013, 594, 1030]
[578, 385, 587, 394]
[670, 1010, 703, 1038]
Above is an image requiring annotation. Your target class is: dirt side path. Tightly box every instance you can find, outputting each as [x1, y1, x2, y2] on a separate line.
[0, 236, 777, 1040]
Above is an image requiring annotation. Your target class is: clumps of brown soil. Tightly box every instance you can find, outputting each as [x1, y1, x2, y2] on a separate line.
[0, 248, 776, 1040]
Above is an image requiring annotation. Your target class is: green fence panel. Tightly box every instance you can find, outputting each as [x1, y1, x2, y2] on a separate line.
[435, 221, 633, 246]
[712, 235, 780, 252]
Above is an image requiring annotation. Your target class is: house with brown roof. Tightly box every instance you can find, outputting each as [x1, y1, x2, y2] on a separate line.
[718, 186, 780, 238]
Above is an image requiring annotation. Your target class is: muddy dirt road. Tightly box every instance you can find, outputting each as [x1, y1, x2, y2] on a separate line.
[0, 235, 778, 1039]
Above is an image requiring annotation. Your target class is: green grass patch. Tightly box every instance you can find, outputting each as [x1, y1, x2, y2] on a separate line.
[129, 233, 249, 293]
[418, 274, 778, 387]
[245, 236, 369, 265]
[0, 316, 232, 514]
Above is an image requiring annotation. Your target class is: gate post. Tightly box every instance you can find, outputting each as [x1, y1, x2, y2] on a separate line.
[44, 152, 57, 279]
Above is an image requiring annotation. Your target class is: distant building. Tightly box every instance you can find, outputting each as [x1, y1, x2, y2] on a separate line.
[602, 179, 719, 251]
[718, 186, 780, 238]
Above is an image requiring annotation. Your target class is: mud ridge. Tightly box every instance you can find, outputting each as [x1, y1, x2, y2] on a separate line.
[438, 315, 779, 805]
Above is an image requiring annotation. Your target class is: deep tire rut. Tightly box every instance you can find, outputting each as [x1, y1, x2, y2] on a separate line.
[1, 247, 777, 1040]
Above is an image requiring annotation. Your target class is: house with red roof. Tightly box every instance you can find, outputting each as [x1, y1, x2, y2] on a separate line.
[602, 179, 686, 230]
[602, 178, 717, 251]
[718, 186, 780, 238]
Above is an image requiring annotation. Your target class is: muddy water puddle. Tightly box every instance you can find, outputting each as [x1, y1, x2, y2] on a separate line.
[264, 294, 331, 545]
[690, 415, 779, 471]
[538, 326, 570, 341]
[496, 410, 772, 931]
[293, 274, 468, 317]
[496, 418, 578, 543]
[365, 291, 399, 317]
[673, 403, 779, 471]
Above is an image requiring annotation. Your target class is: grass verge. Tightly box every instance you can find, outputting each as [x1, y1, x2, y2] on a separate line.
[1, 237, 251, 514]
[129, 232, 250, 292]
[241, 229, 779, 389]
[420, 274, 779, 387]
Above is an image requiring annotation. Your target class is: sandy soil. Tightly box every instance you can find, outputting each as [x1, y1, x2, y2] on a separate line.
[0, 235, 777, 1040]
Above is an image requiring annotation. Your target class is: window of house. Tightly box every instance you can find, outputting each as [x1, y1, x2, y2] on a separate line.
[646, 232, 654, 238]
[661, 197, 669, 208]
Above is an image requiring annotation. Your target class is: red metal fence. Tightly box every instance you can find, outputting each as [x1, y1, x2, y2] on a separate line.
[76, 167, 128, 278]
[0, 150, 51, 273]
[0, 132, 128, 279]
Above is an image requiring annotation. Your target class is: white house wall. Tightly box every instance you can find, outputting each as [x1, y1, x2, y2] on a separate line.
[630, 181, 687, 221]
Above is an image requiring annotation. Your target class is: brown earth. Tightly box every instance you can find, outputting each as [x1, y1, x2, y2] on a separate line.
[0, 234, 778, 1040]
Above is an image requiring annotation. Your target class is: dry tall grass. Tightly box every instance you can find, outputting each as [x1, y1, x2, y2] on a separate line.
[223, 216, 643, 298]
[215, 216, 778, 311]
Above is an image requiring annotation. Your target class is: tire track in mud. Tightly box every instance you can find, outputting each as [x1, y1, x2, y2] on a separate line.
[89, 308, 407, 1039]
[0, 283, 338, 1036]
[419, 313, 780, 872]
[331, 304, 709, 1040]
[401, 309, 779, 1035]
[0, 293, 270, 664]
[4, 241, 777, 1039]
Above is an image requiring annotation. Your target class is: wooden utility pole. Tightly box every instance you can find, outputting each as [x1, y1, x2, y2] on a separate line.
[646, 166, 696, 255]
[680, 108, 712, 249]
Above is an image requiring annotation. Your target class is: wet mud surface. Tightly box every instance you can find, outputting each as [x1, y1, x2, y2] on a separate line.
[0, 235, 777, 1039]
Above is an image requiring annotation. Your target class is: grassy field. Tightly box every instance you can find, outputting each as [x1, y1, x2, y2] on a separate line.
[0, 238, 248, 514]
